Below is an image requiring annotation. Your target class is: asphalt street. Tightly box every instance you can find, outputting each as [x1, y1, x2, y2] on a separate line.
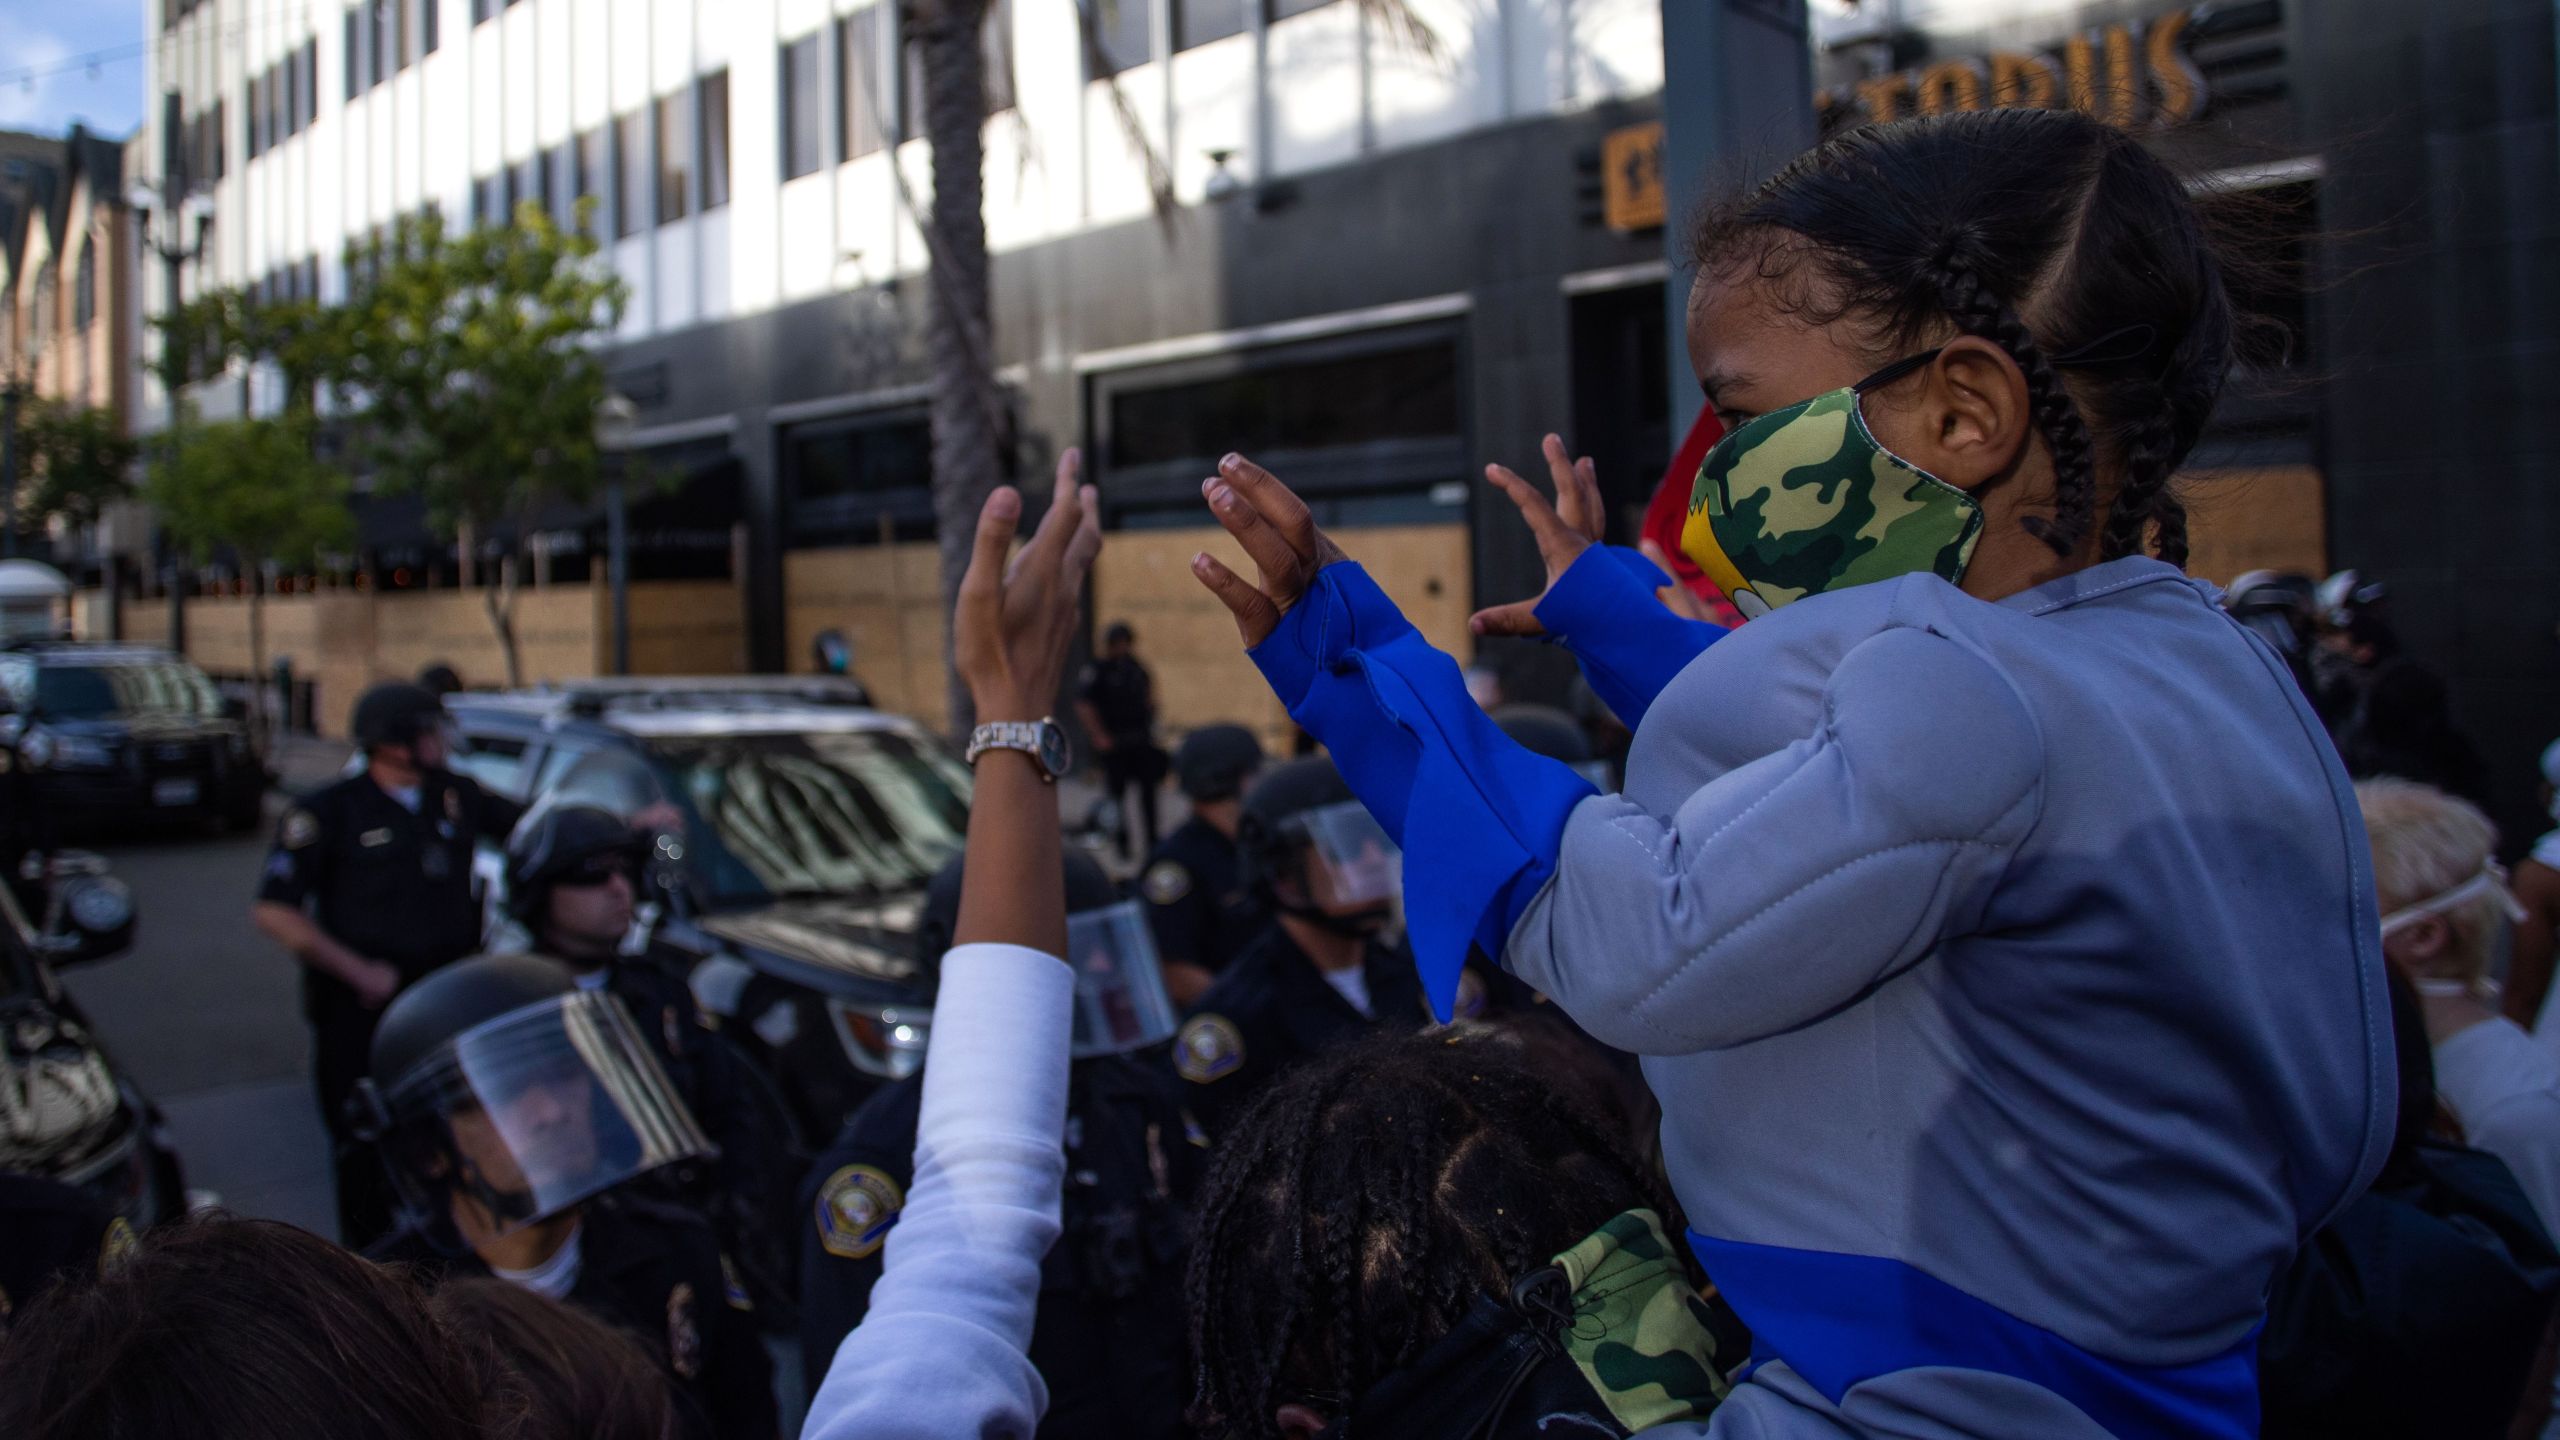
[54, 742, 349, 1238]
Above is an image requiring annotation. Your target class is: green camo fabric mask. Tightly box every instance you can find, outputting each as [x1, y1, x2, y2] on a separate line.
[1681, 355, 1986, 619]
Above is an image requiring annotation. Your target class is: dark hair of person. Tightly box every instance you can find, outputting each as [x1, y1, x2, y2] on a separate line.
[1185, 1028, 1674, 1439]
[430, 1278, 681, 1440]
[1689, 108, 2251, 568]
[0, 1213, 488, 1440]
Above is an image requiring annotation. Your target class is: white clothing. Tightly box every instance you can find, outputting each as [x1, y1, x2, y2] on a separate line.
[800, 941, 1076, 1440]
[489, 1224, 584, 1301]
[1321, 965, 1374, 1017]
[2434, 1015, 2560, 1238]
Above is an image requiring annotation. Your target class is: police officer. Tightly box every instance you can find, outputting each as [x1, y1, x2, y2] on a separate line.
[1172, 756, 1495, 1133]
[1075, 621, 1167, 859]
[799, 850, 1203, 1437]
[251, 680, 527, 1246]
[505, 803, 791, 1310]
[1138, 723, 1267, 1006]
[360, 953, 777, 1440]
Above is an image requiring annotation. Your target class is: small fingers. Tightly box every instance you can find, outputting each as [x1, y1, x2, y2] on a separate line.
[1483, 464, 1568, 545]
[1216, 454, 1317, 558]
[1020, 447, 1084, 566]
[1540, 433, 1579, 493]
[1205, 476, 1306, 597]
[1062, 485, 1103, 588]
[1468, 601, 1547, 639]
[1192, 551, 1283, 646]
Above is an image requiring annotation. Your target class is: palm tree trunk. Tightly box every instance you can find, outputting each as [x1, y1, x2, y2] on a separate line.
[487, 550, 524, 689]
[917, 0, 1001, 741]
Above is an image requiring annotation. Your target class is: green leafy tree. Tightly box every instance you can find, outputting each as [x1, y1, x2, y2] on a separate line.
[147, 414, 356, 752]
[331, 202, 627, 686]
[14, 400, 139, 535]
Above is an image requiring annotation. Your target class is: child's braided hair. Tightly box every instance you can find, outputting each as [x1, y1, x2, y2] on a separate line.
[1184, 1027, 1671, 1439]
[1691, 108, 2244, 568]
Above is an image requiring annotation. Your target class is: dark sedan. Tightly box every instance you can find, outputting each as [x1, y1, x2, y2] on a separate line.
[0, 643, 266, 833]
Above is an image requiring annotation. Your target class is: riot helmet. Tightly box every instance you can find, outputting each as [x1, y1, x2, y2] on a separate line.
[2225, 571, 2317, 660]
[1173, 724, 1265, 804]
[354, 954, 709, 1242]
[504, 804, 655, 936]
[415, 662, 464, 698]
[350, 681, 450, 759]
[1237, 757, 1399, 936]
[911, 850, 1174, 1057]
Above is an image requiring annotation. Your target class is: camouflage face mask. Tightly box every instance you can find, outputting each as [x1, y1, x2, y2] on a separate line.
[1680, 349, 1984, 619]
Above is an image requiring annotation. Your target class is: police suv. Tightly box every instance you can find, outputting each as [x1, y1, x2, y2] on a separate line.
[445, 679, 967, 1148]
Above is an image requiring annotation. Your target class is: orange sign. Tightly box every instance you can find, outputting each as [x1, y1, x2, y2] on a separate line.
[1601, 122, 1666, 234]
[1819, 8, 2206, 132]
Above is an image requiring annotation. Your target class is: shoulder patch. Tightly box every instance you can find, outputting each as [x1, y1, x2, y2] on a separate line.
[1175, 1014, 1245, 1084]
[100, 1217, 136, 1273]
[1182, 1109, 1210, 1149]
[1142, 860, 1192, 906]
[815, 1164, 905, 1260]
[443, 787, 464, 823]
[665, 1281, 702, 1377]
[718, 1253, 754, 1312]
[281, 808, 320, 849]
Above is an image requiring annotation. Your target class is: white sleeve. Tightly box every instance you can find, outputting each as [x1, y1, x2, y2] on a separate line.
[1505, 627, 2045, 1055]
[800, 942, 1076, 1440]
[2434, 1016, 2560, 1240]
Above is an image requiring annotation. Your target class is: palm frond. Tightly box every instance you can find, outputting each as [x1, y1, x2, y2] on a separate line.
[1356, 0, 1447, 65]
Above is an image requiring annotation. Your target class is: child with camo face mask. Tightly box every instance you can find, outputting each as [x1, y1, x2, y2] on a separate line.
[1192, 108, 2392, 1440]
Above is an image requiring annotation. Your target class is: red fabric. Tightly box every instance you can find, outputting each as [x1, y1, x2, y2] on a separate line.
[1640, 407, 1745, 627]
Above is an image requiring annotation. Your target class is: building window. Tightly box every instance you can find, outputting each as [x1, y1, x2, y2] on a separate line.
[422, 0, 438, 54]
[473, 173, 504, 228]
[780, 410, 936, 541]
[839, 9, 887, 161]
[1265, 0, 1334, 18]
[345, 8, 365, 97]
[515, 154, 545, 218]
[699, 70, 730, 209]
[655, 92, 692, 224]
[614, 110, 649, 239]
[577, 127, 609, 231]
[369, 0, 388, 84]
[780, 32, 825, 179]
[1177, 0, 1245, 50]
[247, 74, 265, 158]
[1090, 0, 1153, 73]
[72, 243, 95, 330]
[545, 141, 577, 227]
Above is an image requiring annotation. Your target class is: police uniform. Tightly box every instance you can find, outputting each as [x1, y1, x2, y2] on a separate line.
[1079, 654, 1167, 855]
[1137, 815, 1264, 978]
[798, 1055, 1205, 1438]
[257, 768, 524, 1244]
[573, 939, 792, 1313]
[374, 1190, 776, 1440]
[1171, 925, 1494, 1133]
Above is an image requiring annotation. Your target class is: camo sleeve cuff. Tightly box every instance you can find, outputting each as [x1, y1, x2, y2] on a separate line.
[1535, 545, 1728, 730]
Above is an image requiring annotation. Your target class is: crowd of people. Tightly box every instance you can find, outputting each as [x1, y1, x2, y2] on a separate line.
[7, 104, 2560, 1439]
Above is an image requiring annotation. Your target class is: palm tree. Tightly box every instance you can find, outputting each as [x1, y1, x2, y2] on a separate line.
[908, 0, 1436, 735]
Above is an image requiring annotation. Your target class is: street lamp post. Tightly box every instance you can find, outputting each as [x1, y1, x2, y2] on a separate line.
[129, 179, 215, 654]
[594, 391, 638, 676]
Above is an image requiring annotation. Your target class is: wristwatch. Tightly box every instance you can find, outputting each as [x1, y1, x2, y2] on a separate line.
[965, 717, 1071, 784]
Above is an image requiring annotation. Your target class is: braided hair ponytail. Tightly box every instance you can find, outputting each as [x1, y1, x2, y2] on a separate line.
[1690, 109, 2240, 568]
[1184, 1028, 1668, 1439]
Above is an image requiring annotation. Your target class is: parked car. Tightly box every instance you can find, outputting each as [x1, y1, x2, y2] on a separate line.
[0, 641, 266, 833]
[0, 838, 190, 1229]
[445, 678, 969, 1147]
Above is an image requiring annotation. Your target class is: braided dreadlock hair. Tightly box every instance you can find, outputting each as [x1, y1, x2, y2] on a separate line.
[1690, 108, 2239, 568]
[1185, 1027, 1672, 1439]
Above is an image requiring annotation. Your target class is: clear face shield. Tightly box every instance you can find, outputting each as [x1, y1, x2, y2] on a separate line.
[377, 992, 711, 1238]
[1295, 801, 1402, 910]
[2380, 863, 2530, 1001]
[1064, 899, 1180, 1058]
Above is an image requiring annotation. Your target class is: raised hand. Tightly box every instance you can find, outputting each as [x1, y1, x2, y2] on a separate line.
[1190, 454, 1348, 647]
[954, 448, 1104, 722]
[1469, 434, 1605, 638]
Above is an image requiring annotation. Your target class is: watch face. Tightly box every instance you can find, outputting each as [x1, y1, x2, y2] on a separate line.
[1037, 720, 1072, 777]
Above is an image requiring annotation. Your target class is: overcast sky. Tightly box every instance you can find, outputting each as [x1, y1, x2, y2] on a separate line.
[0, 0, 148, 140]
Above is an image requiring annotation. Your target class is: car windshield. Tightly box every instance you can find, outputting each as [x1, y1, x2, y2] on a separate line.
[35, 662, 223, 720]
[643, 729, 972, 907]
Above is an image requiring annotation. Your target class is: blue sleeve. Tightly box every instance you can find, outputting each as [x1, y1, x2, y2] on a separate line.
[1248, 564, 1595, 1021]
[1532, 545, 1728, 731]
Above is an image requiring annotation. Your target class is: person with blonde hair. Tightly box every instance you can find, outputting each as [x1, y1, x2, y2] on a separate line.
[2358, 776, 2560, 1236]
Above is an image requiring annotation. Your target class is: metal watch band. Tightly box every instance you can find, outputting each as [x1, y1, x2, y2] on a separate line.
[965, 719, 1057, 781]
